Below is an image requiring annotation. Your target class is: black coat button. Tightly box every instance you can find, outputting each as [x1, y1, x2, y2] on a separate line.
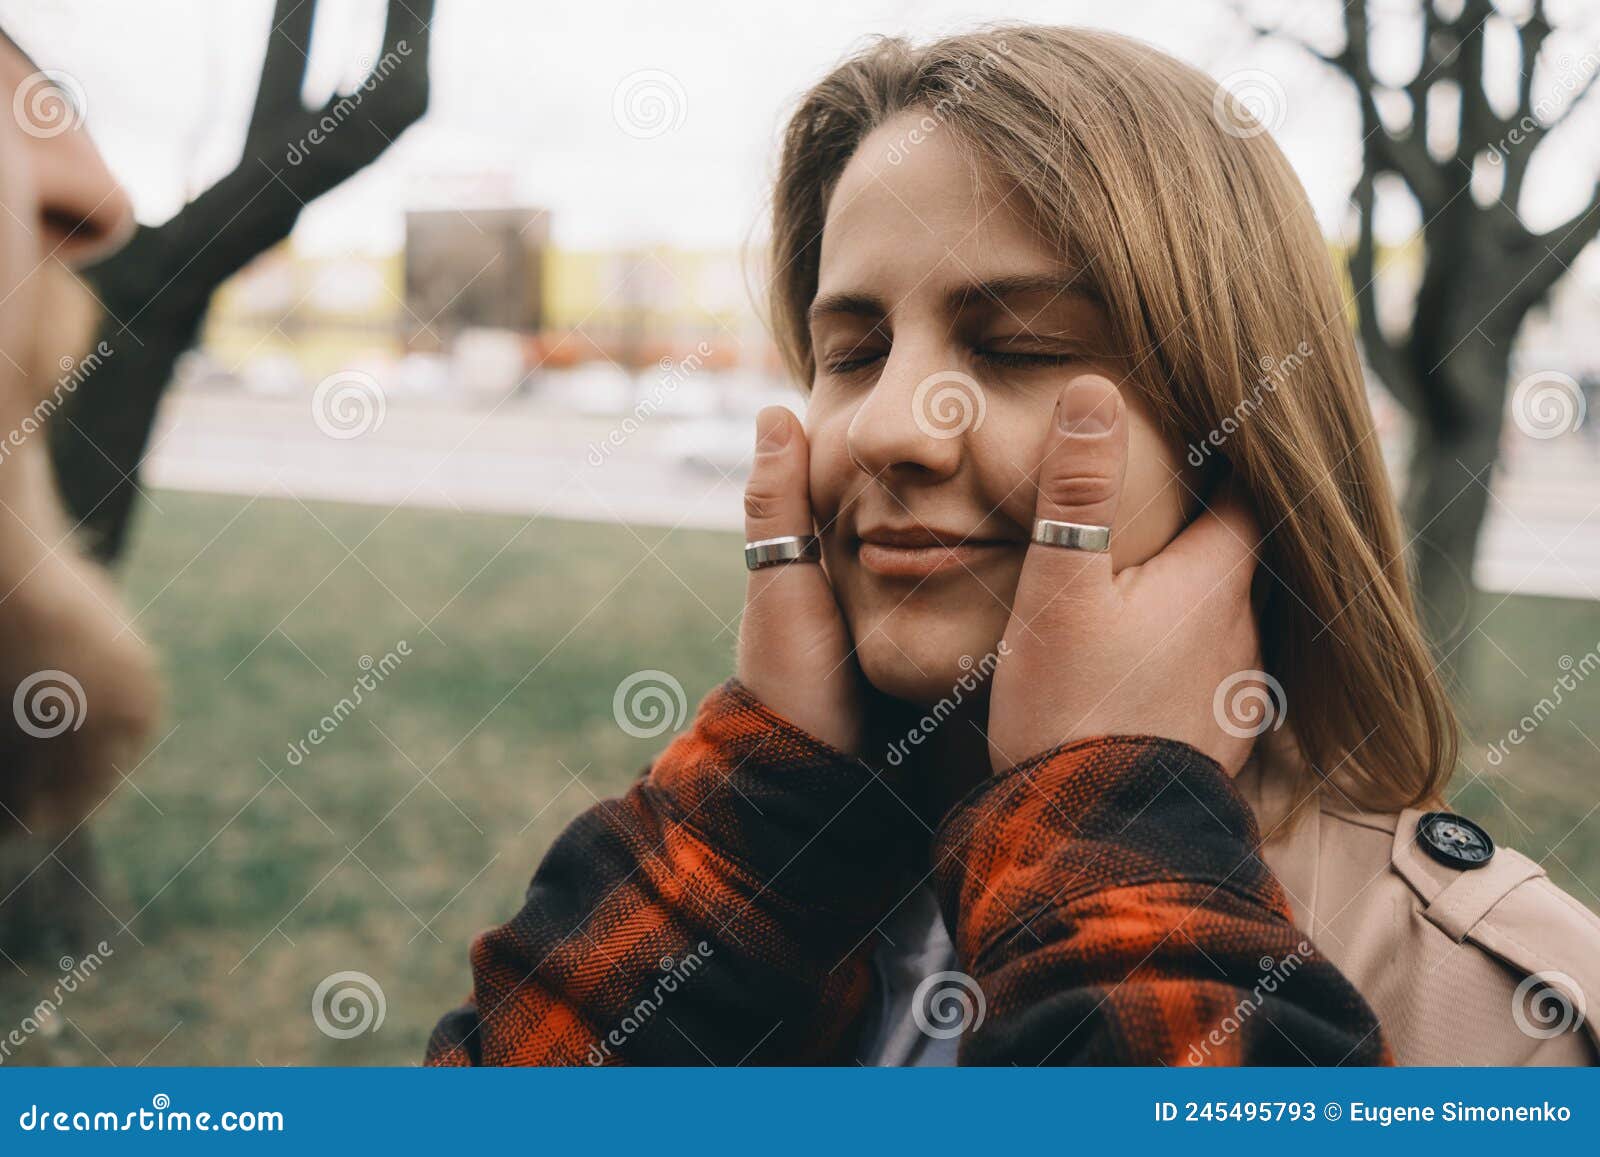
[1418, 812, 1495, 870]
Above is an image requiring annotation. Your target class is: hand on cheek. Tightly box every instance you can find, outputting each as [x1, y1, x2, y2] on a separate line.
[987, 375, 1265, 774]
[736, 407, 865, 752]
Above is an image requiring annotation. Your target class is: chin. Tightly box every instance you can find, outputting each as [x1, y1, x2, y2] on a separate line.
[850, 609, 1010, 708]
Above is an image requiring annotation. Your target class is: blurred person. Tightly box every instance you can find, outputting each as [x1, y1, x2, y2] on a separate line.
[428, 27, 1599, 1066]
[0, 30, 157, 838]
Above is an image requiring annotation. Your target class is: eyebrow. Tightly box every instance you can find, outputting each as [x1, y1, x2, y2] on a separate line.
[807, 273, 1096, 326]
[944, 274, 1097, 312]
[807, 291, 885, 325]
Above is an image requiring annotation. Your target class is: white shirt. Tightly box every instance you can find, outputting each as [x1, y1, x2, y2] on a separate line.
[857, 884, 961, 1066]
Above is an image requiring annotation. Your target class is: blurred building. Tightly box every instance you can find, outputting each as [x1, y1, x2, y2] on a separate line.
[200, 215, 765, 391]
[403, 208, 549, 352]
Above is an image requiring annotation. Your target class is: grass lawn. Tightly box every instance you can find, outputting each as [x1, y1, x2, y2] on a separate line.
[2, 488, 1597, 1065]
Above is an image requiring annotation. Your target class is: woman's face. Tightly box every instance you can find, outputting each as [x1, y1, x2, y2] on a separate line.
[806, 111, 1193, 706]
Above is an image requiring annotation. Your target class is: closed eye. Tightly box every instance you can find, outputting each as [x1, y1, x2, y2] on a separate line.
[975, 349, 1080, 370]
[821, 350, 886, 375]
[821, 346, 1079, 376]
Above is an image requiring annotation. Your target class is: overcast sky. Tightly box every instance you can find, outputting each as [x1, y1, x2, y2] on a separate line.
[4, 0, 1598, 258]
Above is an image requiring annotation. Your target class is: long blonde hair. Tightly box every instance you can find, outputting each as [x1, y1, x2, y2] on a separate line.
[768, 26, 1457, 812]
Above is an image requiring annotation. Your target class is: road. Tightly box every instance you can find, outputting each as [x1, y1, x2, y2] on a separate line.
[141, 386, 1600, 602]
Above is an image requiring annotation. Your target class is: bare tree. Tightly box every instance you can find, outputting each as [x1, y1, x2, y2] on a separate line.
[1253, 0, 1599, 676]
[49, 0, 434, 564]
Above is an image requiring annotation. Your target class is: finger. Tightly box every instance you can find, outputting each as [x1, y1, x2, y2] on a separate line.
[1015, 375, 1128, 605]
[737, 407, 842, 681]
[1136, 483, 1262, 604]
[742, 406, 812, 546]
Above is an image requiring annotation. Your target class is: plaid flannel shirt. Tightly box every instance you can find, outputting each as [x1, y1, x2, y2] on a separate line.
[426, 681, 1387, 1066]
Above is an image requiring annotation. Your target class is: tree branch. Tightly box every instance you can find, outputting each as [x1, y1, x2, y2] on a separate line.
[244, 0, 317, 159]
[1513, 180, 1600, 305]
[1453, 0, 1503, 163]
[1502, 42, 1600, 206]
[52, 0, 436, 563]
[1348, 163, 1421, 414]
[1336, 0, 1450, 210]
[1404, 0, 1445, 129]
[1513, 0, 1554, 126]
[89, 0, 433, 313]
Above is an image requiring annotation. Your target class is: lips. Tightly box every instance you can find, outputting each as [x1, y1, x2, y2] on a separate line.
[854, 525, 1021, 579]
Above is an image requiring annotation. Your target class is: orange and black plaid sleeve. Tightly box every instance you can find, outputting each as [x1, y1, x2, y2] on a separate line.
[933, 735, 1389, 1065]
[425, 679, 923, 1066]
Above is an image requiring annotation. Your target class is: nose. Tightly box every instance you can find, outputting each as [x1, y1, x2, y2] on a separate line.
[21, 84, 135, 267]
[845, 345, 978, 482]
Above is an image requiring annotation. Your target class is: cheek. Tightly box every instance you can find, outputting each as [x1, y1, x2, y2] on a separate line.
[804, 396, 857, 523]
[975, 397, 1190, 570]
[0, 131, 40, 364]
[963, 394, 1053, 529]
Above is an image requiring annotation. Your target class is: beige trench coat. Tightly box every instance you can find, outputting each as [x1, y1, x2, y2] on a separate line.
[1235, 760, 1600, 1065]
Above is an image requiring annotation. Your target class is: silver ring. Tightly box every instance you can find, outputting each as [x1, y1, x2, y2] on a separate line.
[744, 534, 821, 570]
[1031, 519, 1110, 553]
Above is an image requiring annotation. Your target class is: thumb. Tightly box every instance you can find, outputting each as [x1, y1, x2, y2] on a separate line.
[736, 406, 858, 749]
[1019, 375, 1128, 597]
[741, 406, 813, 551]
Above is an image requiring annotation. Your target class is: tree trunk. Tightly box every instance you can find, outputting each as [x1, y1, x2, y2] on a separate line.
[50, 297, 206, 564]
[1402, 340, 1509, 688]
